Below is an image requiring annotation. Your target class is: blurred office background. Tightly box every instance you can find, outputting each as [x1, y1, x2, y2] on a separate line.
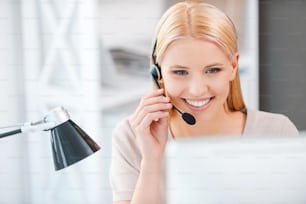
[0, 0, 305, 203]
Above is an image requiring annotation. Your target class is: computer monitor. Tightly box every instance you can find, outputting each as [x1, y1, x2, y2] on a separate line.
[166, 135, 306, 204]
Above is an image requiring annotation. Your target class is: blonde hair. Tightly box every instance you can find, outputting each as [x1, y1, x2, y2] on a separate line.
[152, 1, 246, 112]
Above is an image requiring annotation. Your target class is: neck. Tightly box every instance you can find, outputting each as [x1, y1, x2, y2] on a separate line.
[170, 109, 245, 138]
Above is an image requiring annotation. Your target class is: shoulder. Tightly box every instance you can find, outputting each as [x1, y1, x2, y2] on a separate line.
[244, 109, 299, 136]
[113, 116, 134, 139]
[111, 116, 142, 173]
[248, 109, 288, 122]
[110, 117, 141, 201]
[112, 116, 139, 150]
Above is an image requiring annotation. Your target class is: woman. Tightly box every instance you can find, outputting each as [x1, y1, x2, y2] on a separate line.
[109, 1, 299, 204]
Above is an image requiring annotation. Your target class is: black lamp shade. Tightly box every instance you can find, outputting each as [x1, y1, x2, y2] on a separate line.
[50, 120, 100, 171]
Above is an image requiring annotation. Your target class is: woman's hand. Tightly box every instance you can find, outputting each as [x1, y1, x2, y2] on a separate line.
[129, 88, 172, 163]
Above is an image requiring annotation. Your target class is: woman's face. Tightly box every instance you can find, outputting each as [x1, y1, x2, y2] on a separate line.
[159, 37, 239, 122]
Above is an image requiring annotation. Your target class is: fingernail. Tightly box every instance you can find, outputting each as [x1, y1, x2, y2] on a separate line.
[166, 103, 172, 108]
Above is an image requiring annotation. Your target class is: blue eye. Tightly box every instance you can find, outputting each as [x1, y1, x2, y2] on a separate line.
[173, 70, 188, 75]
[206, 68, 221, 74]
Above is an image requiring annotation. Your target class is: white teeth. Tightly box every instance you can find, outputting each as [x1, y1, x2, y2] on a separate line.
[186, 98, 211, 107]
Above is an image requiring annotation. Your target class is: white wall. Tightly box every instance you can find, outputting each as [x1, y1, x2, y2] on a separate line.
[0, 1, 27, 203]
[1, 0, 106, 203]
[99, 0, 163, 53]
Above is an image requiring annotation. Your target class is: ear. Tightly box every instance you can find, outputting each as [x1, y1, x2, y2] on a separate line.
[230, 53, 239, 81]
[158, 79, 165, 89]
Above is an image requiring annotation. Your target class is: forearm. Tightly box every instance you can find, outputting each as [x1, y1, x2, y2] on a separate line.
[131, 160, 162, 204]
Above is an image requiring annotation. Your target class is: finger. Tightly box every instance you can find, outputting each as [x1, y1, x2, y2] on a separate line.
[133, 103, 172, 127]
[141, 95, 170, 107]
[138, 91, 169, 110]
[134, 92, 170, 121]
[134, 96, 169, 120]
[154, 117, 169, 144]
[137, 111, 169, 130]
[142, 88, 165, 99]
[130, 89, 169, 131]
[143, 102, 172, 115]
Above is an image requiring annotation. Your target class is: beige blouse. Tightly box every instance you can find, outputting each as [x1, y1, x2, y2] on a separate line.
[109, 109, 299, 203]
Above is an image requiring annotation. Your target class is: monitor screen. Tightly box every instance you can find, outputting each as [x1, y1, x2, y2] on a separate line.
[166, 134, 306, 204]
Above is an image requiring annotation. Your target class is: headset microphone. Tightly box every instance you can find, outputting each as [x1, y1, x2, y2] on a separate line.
[150, 66, 196, 125]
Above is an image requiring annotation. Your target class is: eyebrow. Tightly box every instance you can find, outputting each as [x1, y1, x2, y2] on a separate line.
[169, 63, 224, 69]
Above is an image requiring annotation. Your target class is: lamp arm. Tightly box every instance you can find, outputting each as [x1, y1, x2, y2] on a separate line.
[0, 121, 55, 139]
[0, 128, 22, 139]
[21, 121, 56, 133]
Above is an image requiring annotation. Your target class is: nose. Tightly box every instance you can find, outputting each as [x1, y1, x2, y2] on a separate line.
[187, 75, 208, 97]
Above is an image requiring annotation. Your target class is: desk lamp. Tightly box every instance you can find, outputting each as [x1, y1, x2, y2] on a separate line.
[0, 106, 100, 170]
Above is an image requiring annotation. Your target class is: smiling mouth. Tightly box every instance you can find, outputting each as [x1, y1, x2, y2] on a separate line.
[184, 97, 213, 108]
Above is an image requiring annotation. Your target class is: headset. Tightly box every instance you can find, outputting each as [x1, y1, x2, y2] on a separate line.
[149, 40, 196, 125]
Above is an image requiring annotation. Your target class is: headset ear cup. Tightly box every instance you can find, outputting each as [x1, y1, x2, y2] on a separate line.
[150, 65, 162, 80]
[150, 65, 162, 89]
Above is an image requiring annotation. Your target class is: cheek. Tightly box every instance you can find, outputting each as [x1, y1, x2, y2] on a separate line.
[162, 77, 183, 98]
[220, 82, 231, 102]
[212, 78, 231, 96]
[217, 71, 234, 91]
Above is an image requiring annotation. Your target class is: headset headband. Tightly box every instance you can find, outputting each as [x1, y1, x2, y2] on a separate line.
[152, 40, 158, 65]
